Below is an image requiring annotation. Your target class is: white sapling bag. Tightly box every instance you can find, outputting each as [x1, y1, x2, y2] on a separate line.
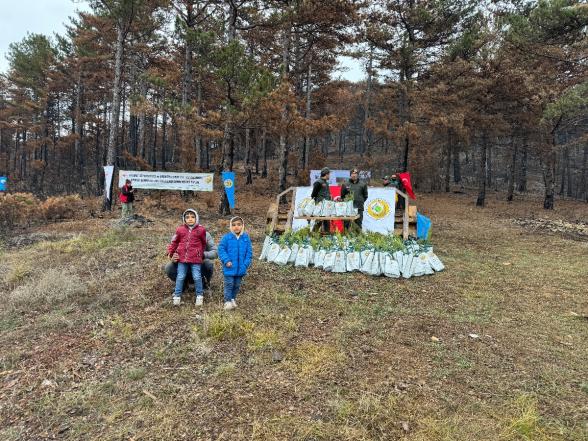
[307, 246, 315, 265]
[368, 252, 382, 276]
[346, 200, 355, 216]
[332, 251, 347, 273]
[401, 252, 416, 278]
[335, 202, 347, 217]
[323, 200, 336, 216]
[303, 199, 316, 217]
[275, 246, 292, 265]
[427, 250, 445, 272]
[360, 249, 372, 267]
[267, 243, 281, 263]
[346, 251, 361, 272]
[314, 249, 326, 268]
[288, 244, 299, 264]
[383, 253, 401, 278]
[360, 251, 375, 274]
[259, 236, 272, 261]
[294, 247, 310, 267]
[322, 251, 336, 271]
[312, 200, 325, 217]
[420, 253, 434, 275]
[412, 253, 427, 277]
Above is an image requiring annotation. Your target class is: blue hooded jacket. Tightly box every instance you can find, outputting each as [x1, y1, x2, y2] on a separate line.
[218, 217, 253, 276]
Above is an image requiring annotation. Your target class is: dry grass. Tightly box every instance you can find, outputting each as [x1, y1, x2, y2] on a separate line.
[0, 191, 586, 440]
[5, 268, 87, 311]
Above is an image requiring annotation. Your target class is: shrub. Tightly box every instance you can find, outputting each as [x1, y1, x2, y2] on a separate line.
[0, 193, 39, 232]
[41, 195, 84, 221]
[201, 312, 255, 341]
[5, 268, 87, 311]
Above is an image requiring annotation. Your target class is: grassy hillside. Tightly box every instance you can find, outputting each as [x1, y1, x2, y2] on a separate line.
[1, 192, 587, 440]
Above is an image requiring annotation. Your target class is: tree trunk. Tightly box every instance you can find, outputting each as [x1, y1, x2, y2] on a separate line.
[138, 77, 147, 160]
[507, 138, 518, 202]
[362, 47, 373, 156]
[161, 95, 167, 170]
[486, 143, 493, 188]
[581, 144, 588, 202]
[103, 20, 125, 210]
[300, 62, 312, 171]
[517, 141, 527, 192]
[476, 135, 487, 207]
[566, 148, 573, 198]
[218, 2, 237, 214]
[444, 130, 451, 192]
[558, 147, 567, 196]
[151, 111, 157, 169]
[245, 127, 252, 185]
[543, 143, 557, 210]
[277, 23, 291, 194]
[261, 128, 268, 178]
[74, 68, 84, 181]
[195, 81, 203, 170]
[453, 149, 461, 184]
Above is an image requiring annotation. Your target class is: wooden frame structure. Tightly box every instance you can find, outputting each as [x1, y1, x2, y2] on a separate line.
[267, 187, 413, 240]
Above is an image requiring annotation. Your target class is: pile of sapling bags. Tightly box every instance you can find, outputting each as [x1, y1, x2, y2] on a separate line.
[297, 198, 357, 217]
[259, 228, 445, 278]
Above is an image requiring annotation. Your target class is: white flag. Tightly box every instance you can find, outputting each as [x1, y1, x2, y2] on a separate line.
[104, 165, 114, 200]
[362, 188, 396, 234]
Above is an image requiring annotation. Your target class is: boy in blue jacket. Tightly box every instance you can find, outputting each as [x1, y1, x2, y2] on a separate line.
[218, 216, 253, 310]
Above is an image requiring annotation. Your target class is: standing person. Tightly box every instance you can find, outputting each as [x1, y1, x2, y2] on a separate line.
[311, 167, 332, 233]
[341, 168, 368, 229]
[119, 179, 135, 218]
[390, 173, 405, 209]
[166, 209, 207, 306]
[382, 175, 392, 187]
[164, 230, 217, 291]
[218, 216, 253, 311]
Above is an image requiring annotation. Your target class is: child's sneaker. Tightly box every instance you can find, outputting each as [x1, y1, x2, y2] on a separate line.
[173, 296, 181, 306]
[195, 295, 204, 306]
[231, 299, 237, 308]
[224, 301, 234, 311]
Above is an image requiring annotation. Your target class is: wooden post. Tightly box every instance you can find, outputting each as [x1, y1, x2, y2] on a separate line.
[286, 188, 296, 231]
[396, 189, 410, 240]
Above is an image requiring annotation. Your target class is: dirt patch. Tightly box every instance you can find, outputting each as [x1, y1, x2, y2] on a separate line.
[4, 232, 77, 249]
[512, 217, 588, 241]
[110, 214, 154, 228]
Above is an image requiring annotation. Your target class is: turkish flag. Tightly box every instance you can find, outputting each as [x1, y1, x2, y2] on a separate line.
[398, 172, 416, 200]
[329, 185, 344, 233]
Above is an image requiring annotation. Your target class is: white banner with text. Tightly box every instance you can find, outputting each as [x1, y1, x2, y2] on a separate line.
[118, 170, 214, 192]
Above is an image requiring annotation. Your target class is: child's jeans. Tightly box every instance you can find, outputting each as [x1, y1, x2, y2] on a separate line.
[174, 263, 203, 298]
[224, 275, 243, 302]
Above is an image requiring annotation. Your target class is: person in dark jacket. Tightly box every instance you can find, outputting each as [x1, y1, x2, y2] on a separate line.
[311, 167, 332, 203]
[310, 167, 332, 233]
[119, 179, 135, 218]
[389, 173, 405, 209]
[341, 168, 368, 229]
[166, 208, 207, 306]
[218, 216, 253, 311]
[165, 231, 217, 291]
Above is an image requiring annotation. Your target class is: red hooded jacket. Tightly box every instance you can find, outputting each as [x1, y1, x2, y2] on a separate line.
[167, 223, 207, 264]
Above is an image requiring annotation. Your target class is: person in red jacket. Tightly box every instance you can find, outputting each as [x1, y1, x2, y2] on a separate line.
[119, 179, 135, 218]
[166, 208, 207, 306]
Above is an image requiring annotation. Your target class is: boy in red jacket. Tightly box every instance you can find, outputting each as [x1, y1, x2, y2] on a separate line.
[167, 209, 207, 306]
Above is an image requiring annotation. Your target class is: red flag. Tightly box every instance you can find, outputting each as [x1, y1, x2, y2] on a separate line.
[329, 185, 344, 233]
[398, 172, 416, 200]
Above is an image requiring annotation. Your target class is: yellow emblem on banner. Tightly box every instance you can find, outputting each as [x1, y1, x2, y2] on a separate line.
[224, 179, 234, 188]
[367, 198, 390, 220]
[205, 176, 213, 184]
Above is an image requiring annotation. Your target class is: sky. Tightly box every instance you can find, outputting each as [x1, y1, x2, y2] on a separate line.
[0, 0, 365, 82]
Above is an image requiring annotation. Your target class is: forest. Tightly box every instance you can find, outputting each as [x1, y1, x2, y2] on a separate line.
[0, 0, 586, 210]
